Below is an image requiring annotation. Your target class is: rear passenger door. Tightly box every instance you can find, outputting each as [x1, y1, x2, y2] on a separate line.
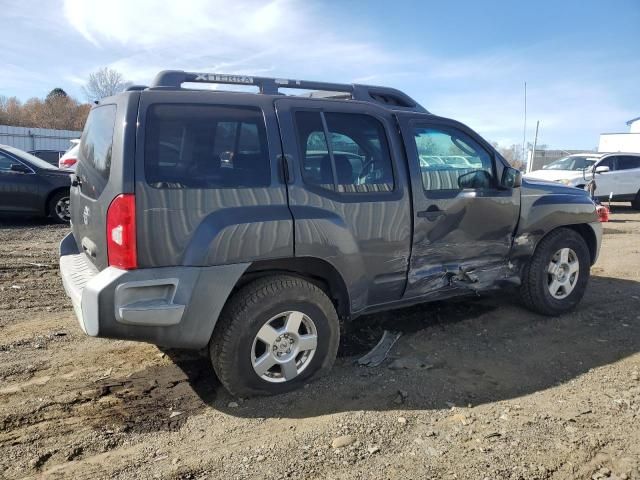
[135, 91, 292, 267]
[275, 99, 412, 312]
[398, 115, 520, 299]
[617, 156, 640, 197]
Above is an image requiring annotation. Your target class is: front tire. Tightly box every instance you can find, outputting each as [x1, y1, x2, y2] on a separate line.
[631, 190, 640, 210]
[520, 228, 591, 316]
[210, 275, 340, 397]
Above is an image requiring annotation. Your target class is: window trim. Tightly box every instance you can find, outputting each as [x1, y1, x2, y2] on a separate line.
[292, 107, 397, 196]
[142, 103, 272, 190]
[410, 122, 498, 195]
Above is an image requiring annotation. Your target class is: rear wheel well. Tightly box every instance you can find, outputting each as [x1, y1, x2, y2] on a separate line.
[45, 187, 70, 215]
[233, 258, 351, 319]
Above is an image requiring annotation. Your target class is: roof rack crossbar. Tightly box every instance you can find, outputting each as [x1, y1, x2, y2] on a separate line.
[150, 70, 428, 113]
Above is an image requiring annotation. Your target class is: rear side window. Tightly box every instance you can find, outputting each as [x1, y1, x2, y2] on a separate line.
[144, 104, 270, 189]
[294, 111, 394, 193]
[78, 105, 117, 198]
[618, 156, 640, 170]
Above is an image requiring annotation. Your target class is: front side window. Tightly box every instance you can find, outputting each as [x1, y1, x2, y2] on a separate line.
[295, 111, 394, 193]
[2, 145, 56, 170]
[145, 104, 271, 189]
[413, 127, 494, 191]
[597, 157, 616, 171]
[0, 152, 17, 172]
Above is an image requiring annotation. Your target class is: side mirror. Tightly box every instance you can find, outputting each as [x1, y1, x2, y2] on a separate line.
[10, 163, 30, 174]
[501, 166, 522, 188]
[458, 170, 493, 189]
[594, 165, 610, 174]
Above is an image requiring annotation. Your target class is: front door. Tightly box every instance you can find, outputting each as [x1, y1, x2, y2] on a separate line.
[275, 98, 412, 312]
[593, 155, 640, 199]
[398, 115, 520, 299]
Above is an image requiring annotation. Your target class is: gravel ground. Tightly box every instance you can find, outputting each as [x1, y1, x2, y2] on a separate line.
[0, 206, 639, 480]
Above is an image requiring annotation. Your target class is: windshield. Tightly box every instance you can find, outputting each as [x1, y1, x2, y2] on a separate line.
[543, 155, 598, 171]
[3, 145, 59, 170]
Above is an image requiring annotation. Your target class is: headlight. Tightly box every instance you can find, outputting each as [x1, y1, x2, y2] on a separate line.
[556, 179, 572, 185]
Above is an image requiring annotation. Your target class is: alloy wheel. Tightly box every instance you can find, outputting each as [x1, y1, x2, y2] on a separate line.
[250, 311, 318, 383]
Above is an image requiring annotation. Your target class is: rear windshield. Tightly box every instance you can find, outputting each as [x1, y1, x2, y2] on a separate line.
[144, 104, 270, 189]
[78, 105, 117, 198]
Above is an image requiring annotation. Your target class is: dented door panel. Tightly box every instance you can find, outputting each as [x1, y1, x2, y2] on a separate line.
[275, 99, 413, 312]
[398, 114, 521, 299]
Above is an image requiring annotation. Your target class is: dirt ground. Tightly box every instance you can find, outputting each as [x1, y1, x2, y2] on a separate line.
[0, 206, 639, 480]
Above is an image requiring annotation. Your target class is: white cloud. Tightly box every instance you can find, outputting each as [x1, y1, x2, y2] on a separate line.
[5, 0, 630, 149]
[62, 0, 416, 85]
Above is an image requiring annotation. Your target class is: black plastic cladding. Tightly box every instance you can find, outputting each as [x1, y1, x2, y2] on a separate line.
[148, 70, 429, 113]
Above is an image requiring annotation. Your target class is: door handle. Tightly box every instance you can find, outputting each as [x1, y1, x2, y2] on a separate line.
[417, 207, 446, 221]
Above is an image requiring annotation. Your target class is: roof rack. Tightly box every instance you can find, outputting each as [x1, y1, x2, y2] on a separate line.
[150, 70, 428, 113]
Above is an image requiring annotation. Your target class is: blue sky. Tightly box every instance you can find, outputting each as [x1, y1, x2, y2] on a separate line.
[1, 0, 638, 149]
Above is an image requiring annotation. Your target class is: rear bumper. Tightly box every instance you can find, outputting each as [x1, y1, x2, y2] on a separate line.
[59, 232, 250, 349]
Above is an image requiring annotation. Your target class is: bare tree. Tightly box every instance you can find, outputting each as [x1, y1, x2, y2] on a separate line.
[492, 142, 526, 171]
[82, 67, 132, 102]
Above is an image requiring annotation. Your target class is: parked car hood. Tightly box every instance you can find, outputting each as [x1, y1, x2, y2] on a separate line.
[524, 169, 588, 182]
[521, 177, 591, 196]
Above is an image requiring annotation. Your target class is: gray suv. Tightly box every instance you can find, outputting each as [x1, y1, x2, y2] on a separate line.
[60, 71, 602, 397]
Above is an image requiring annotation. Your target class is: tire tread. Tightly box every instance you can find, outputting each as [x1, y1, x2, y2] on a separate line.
[210, 275, 337, 397]
[520, 228, 589, 316]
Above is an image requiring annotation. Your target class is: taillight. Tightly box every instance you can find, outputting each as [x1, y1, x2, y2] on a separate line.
[59, 157, 77, 169]
[106, 194, 137, 269]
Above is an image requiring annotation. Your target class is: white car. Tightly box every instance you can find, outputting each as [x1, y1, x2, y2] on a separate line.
[525, 152, 640, 209]
[58, 139, 80, 170]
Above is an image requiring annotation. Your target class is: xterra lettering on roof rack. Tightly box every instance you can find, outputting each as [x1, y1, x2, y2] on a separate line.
[147, 70, 429, 113]
[193, 74, 254, 84]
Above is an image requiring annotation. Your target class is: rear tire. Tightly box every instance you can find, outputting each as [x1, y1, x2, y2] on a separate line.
[210, 275, 340, 397]
[631, 190, 640, 210]
[48, 190, 70, 224]
[520, 228, 591, 316]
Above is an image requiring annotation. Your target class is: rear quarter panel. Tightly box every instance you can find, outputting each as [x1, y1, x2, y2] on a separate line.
[134, 91, 293, 267]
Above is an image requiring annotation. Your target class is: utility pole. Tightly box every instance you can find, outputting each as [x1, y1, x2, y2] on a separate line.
[522, 81, 527, 166]
[529, 120, 540, 173]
